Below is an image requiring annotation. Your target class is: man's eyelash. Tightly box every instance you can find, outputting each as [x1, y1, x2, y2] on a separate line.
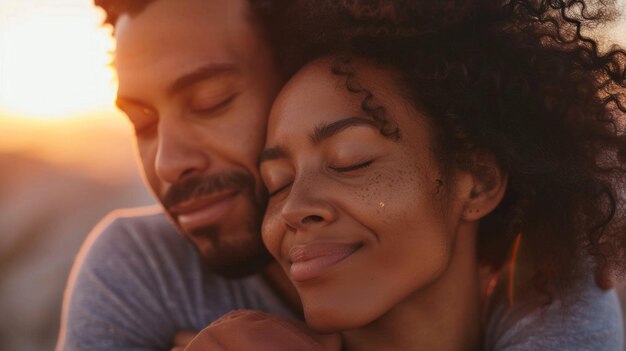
[268, 182, 292, 197]
[192, 95, 235, 114]
[330, 160, 373, 173]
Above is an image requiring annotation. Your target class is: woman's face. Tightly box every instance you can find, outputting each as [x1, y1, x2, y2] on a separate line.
[260, 58, 472, 332]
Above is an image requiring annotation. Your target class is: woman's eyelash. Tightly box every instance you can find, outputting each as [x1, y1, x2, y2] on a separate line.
[267, 160, 373, 197]
[330, 160, 373, 173]
[268, 182, 292, 198]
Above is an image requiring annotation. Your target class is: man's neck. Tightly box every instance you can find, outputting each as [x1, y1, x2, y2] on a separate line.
[262, 261, 304, 317]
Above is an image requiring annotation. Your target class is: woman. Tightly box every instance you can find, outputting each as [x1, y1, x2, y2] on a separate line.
[185, 0, 626, 349]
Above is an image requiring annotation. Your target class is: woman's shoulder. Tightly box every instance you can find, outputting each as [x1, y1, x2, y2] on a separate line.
[484, 273, 624, 351]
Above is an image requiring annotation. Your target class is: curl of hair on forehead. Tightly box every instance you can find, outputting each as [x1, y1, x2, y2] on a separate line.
[329, 55, 401, 141]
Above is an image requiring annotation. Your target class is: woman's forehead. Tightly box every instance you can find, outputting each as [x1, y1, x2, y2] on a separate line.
[269, 57, 410, 132]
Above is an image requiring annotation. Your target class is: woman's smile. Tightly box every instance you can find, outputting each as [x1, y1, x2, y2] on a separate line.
[287, 241, 363, 282]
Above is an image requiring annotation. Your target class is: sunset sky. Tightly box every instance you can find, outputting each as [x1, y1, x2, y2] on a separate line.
[0, 0, 139, 184]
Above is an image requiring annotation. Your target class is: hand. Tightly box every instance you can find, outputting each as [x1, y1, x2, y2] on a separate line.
[170, 331, 197, 351]
[184, 310, 342, 351]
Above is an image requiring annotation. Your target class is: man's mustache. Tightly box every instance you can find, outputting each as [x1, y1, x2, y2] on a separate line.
[162, 171, 257, 210]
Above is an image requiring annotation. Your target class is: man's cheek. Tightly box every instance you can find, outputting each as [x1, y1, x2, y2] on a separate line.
[136, 145, 163, 197]
[143, 168, 164, 200]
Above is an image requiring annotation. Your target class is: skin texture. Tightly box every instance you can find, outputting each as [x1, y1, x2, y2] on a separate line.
[114, 0, 282, 277]
[260, 57, 508, 351]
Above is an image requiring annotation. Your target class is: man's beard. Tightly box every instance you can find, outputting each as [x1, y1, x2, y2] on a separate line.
[188, 214, 271, 278]
[162, 171, 271, 278]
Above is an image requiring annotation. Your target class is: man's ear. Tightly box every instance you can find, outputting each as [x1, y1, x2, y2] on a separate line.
[459, 153, 508, 221]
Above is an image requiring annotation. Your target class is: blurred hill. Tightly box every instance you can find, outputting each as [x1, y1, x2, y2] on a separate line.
[0, 151, 153, 351]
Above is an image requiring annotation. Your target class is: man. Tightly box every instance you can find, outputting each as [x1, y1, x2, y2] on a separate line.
[56, 0, 302, 349]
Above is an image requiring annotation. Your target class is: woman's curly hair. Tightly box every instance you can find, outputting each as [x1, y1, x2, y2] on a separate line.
[279, 0, 626, 296]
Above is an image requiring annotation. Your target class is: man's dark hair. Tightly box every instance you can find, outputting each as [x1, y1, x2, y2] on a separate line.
[278, 0, 626, 297]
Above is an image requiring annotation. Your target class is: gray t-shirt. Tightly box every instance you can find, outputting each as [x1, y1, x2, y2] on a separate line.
[57, 207, 624, 350]
[57, 207, 294, 351]
[485, 267, 624, 350]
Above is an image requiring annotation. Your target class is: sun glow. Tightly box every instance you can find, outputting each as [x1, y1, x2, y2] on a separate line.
[0, 1, 142, 184]
[0, 2, 116, 120]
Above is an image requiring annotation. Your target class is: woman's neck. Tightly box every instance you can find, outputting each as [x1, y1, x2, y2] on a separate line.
[341, 225, 484, 351]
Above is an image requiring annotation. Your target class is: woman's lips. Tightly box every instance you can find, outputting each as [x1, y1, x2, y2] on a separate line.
[288, 242, 361, 282]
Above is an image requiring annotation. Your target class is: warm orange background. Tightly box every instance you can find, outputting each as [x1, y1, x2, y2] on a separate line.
[0, 2, 153, 350]
[0, 1, 625, 350]
[0, 0, 140, 183]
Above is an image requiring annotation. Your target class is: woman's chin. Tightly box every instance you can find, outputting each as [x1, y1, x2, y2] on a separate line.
[304, 315, 354, 334]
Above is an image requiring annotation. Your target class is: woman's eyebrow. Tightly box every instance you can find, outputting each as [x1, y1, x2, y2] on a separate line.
[259, 116, 380, 165]
[311, 116, 380, 144]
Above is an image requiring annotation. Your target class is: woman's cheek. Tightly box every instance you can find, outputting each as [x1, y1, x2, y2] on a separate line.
[352, 168, 417, 223]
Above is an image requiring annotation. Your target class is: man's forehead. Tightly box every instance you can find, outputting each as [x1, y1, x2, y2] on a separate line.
[114, 0, 250, 65]
[113, 0, 258, 98]
[115, 0, 249, 29]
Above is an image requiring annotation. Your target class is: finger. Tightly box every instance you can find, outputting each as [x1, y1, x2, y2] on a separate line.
[183, 328, 227, 351]
[208, 310, 342, 351]
[310, 332, 342, 351]
[173, 331, 197, 346]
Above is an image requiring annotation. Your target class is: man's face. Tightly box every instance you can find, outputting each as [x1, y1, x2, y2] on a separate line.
[114, 0, 282, 277]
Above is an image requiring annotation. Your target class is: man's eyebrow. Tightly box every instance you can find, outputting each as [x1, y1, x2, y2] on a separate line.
[167, 63, 239, 96]
[259, 145, 288, 164]
[311, 116, 381, 144]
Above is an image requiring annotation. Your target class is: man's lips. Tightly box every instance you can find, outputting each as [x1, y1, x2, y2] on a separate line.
[168, 190, 238, 232]
[288, 242, 361, 282]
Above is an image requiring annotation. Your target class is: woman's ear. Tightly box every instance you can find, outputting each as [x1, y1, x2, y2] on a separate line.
[459, 153, 508, 221]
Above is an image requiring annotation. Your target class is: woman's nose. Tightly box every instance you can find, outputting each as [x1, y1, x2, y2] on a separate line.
[280, 178, 337, 231]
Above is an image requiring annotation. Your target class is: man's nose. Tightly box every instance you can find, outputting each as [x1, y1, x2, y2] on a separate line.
[155, 118, 210, 183]
[280, 177, 337, 232]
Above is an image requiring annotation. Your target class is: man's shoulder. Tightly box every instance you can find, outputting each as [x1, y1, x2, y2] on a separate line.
[87, 206, 181, 252]
[58, 206, 294, 350]
[75, 205, 197, 277]
[96, 205, 175, 239]
[58, 207, 203, 350]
